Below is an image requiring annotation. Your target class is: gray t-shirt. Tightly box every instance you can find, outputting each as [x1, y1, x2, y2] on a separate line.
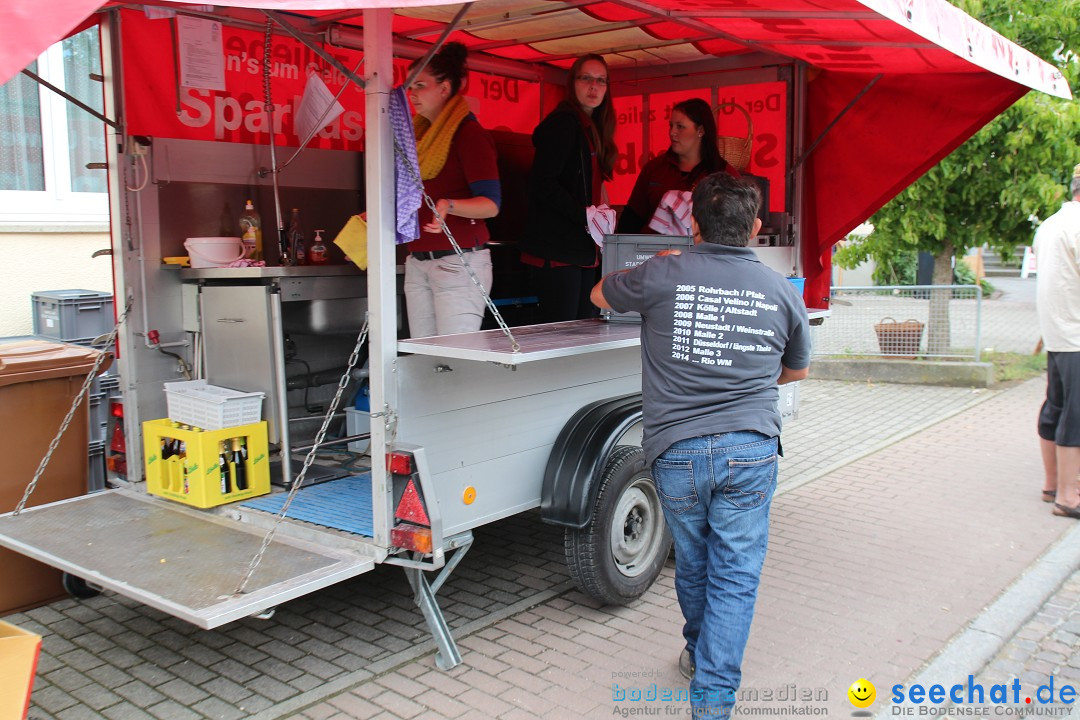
[603, 242, 811, 465]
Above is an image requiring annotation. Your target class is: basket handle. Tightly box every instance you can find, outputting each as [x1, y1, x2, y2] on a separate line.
[714, 102, 753, 141]
[878, 316, 897, 325]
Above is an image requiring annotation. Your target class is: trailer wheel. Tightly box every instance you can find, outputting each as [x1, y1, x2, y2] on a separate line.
[565, 446, 671, 605]
[62, 573, 101, 599]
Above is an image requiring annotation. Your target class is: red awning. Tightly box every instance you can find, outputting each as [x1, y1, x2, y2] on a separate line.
[0, 0, 1070, 307]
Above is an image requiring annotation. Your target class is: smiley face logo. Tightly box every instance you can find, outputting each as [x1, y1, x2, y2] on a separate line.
[848, 678, 876, 708]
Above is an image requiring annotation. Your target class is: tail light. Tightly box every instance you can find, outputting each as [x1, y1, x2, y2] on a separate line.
[388, 451, 433, 554]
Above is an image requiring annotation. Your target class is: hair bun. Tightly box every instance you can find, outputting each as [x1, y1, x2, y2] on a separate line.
[440, 41, 468, 74]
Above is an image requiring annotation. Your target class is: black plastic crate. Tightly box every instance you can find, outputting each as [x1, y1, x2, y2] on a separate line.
[600, 234, 695, 322]
[32, 290, 115, 342]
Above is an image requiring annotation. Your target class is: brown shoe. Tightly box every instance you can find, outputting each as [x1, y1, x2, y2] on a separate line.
[1042, 489, 1057, 503]
[1052, 503, 1080, 519]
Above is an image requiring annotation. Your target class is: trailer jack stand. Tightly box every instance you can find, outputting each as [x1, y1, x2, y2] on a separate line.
[398, 532, 474, 670]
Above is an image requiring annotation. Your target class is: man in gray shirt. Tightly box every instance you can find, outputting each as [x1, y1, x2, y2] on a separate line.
[592, 173, 810, 718]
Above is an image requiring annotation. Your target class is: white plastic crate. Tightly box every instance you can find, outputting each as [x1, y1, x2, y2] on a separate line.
[163, 380, 264, 430]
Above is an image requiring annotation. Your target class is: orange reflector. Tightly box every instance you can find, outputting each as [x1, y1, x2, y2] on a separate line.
[391, 524, 433, 554]
[462, 486, 476, 505]
[395, 479, 430, 526]
[388, 452, 412, 475]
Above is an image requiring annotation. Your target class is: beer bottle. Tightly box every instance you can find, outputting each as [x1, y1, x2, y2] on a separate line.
[231, 438, 248, 491]
[219, 441, 231, 495]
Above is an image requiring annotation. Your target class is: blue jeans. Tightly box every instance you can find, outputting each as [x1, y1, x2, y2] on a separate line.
[652, 431, 778, 719]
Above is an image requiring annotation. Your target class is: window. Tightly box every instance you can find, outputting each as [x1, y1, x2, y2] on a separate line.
[0, 26, 108, 227]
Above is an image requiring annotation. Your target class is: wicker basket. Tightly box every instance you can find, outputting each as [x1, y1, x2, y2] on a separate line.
[873, 317, 924, 358]
[714, 102, 753, 172]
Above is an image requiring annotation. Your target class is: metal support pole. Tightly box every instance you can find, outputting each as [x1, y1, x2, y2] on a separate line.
[364, 8, 397, 549]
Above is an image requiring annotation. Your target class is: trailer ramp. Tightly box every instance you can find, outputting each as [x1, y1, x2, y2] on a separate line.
[0, 489, 374, 629]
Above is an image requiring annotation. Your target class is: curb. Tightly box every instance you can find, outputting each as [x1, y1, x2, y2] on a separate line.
[809, 357, 995, 388]
[873, 522, 1080, 720]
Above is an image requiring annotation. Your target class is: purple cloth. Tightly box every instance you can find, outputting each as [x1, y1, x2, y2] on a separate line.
[390, 86, 422, 245]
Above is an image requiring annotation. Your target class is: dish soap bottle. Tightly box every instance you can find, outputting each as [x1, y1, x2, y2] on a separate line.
[309, 229, 329, 265]
[288, 208, 305, 267]
[239, 199, 262, 260]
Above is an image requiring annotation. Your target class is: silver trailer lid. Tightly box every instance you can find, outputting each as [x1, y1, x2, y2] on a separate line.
[0, 490, 375, 629]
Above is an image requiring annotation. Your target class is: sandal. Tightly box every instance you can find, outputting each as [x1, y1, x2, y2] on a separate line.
[1042, 489, 1057, 503]
[1052, 503, 1080, 519]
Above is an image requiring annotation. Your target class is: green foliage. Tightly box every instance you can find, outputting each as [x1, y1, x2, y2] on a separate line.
[987, 351, 1047, 383]
[856, 0, 1080, 272]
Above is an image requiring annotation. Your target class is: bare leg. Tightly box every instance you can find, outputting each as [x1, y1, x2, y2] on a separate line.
[1057, 446, 1080, 508]
[1042, 438, 1058, 496]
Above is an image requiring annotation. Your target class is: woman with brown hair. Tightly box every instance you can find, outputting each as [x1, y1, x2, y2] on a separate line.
[520, 54, 617, 323]
[617, 97, 738, 234]
[405, 42, 501, 337]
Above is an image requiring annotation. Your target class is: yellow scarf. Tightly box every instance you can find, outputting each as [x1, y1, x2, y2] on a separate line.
[413, 94, 471, 181]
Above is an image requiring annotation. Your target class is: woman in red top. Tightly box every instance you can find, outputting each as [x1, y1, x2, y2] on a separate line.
[617, 98, 737, 234]
[405, 42, 501, 337]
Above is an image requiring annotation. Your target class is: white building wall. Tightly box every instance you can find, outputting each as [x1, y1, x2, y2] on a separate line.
[1, 230, 113, 336]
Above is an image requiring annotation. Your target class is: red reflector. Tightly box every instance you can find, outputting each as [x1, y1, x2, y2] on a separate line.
[110, 401, 124, 418]
[109, 422, 126, 454]
[391, 524, 433, 554]
[395, 479, 430, 526]
[388, 452, 413, 475]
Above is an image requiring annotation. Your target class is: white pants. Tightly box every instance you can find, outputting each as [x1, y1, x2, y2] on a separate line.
[404, 249, 492, 337]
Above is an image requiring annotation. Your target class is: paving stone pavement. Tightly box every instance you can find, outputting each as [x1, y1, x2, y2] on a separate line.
[6, 376, 1073, 720]
[966, 569, 1080, 720]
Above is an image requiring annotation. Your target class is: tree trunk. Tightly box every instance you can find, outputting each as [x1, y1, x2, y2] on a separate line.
[927, 241, 953, 356]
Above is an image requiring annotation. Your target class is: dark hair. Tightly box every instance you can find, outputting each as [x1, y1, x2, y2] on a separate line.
[671, 98, 724, 173]
[691, 172, 762, 247]
[566, 54, 617, 180]
[411, 41, 468, 97]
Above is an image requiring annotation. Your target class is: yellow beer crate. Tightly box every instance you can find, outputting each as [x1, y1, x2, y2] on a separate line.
[143, 418, 269, 508]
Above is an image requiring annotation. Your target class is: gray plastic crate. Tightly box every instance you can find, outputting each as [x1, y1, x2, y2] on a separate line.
[32, 290, 115, 342]
[88, 440, 106, 493]
[600, 234, 695, 322]
[88, 392, 108, 445]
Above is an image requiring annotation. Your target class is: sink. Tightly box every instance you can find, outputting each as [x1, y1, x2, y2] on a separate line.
[281, 297, 368, 335]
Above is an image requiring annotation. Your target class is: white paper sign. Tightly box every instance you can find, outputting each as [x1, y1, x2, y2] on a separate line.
[295, 72, 345, 145]
[177, 16, 225, 91]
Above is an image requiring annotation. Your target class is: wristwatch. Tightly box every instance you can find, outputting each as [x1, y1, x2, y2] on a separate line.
[447, 199, 455, 213]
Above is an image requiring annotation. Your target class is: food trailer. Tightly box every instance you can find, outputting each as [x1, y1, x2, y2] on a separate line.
[0, 0, 1069, 669]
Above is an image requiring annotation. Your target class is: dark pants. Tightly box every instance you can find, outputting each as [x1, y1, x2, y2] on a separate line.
[527, 264, 600, 323]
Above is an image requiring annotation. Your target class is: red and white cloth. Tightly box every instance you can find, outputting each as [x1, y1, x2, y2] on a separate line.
[587, 204, 617, 247]
[647, 190, 693, 236]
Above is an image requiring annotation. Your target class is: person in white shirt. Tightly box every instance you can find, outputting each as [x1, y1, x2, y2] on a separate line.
[1035, 164, 1080, 517]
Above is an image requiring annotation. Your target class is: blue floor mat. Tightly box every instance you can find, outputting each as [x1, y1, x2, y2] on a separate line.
[241, 472, 373, 537]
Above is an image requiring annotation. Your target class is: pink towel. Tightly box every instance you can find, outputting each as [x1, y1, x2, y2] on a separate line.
[647, 190, 693, 236]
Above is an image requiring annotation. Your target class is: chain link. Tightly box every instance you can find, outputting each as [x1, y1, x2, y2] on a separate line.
[234, 319, 370, 595]
[391, 132, 520, 353]
[15, 300, 132, 515]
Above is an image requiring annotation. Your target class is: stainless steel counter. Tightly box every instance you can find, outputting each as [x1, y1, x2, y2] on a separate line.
[180, 265, 364, 280]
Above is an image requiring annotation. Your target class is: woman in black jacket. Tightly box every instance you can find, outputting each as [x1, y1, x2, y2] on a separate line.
[520, 54, 617, 323]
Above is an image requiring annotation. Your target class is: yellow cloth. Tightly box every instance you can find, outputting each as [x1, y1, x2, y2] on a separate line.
[333, 215, 368, 271]
[413, 94, 470, 181]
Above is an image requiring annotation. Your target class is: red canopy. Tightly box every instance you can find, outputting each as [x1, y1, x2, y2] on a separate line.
[0, 0, 1069, 307]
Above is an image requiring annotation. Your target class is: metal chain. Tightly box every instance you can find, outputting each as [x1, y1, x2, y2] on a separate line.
[391, 132, 521, 353]
[15, 301, 132, 515]
[234, 319, 369, 595]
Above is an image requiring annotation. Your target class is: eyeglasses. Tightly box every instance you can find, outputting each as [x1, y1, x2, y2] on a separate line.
[576, 74, 608, 87]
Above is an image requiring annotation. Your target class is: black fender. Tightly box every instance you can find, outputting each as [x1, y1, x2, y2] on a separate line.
[540, 393, 643, 529]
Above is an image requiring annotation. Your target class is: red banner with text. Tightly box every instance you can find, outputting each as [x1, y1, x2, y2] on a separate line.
[121, 10, 539, 151]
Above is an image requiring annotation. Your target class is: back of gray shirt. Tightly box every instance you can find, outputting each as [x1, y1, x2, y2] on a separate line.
[602, 242, 810, 465]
